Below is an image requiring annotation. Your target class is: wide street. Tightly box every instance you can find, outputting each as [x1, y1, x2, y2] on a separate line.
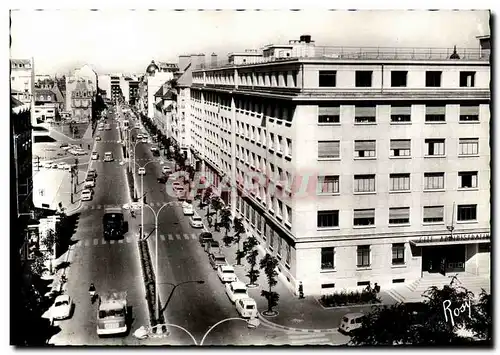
[49, 110, 148, 345]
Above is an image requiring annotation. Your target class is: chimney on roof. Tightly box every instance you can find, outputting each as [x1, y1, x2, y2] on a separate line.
[300, 35, 312, 43]
[211, 53, 218, 66]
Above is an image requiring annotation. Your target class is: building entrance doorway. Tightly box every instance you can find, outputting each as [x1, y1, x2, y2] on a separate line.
[422, 245, 466, 276]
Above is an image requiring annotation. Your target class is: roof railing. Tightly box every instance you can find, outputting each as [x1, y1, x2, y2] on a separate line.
[193, 46, 489, 70]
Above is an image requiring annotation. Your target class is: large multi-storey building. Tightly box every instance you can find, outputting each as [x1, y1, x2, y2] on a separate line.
[190, 35, 491, 295]
[66, 65, 97, 122]
[111, 75, 123, 103]
[10, 58, 35, 101]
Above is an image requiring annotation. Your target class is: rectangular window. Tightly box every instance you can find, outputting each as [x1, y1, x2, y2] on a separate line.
[423, 206, 444, 223]
[460, 71, 475, 87]
[355, 106, 376, 123]
[391, 105, 411, 123]
[317, 210, 339, 228]
[319, 71, 337, 87]
[457, 204, 477, 222]
[425, 105, 446, 122]
[390, 173, 410, 191]
[357, 245, 371, 267]
[389, 207, 410, 225]
[355, 71, 373, 87]
[256, 214, 262, 232]
[459, 105, 480, 122]
[390, 139, 411, 157]
[286, 243, 291, 265]
[424, 172, 445, 190]
[392, 243, 405, 265]
[318, 175, 340, 194]
[426, 71, 442, 87]
[354, 175, 376, 193]
[459, 171, 478, 189]
[251, 208, 256, 225]
[354, 140, 376, 158]
[321, 247, 335, 270]
[425, 139, 445, 156]
[391, 71, 408, 87]
[318, 106, 340, 124]
[286, 205, 292, 225]
[353, 209, 375, 226]
[459, 138, 479, 156]
[318, 141, 340, 159]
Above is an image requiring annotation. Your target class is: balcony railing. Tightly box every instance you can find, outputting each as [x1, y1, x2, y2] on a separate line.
[193, 46, 490, 71]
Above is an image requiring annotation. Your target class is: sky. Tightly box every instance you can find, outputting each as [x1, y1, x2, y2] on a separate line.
[9, 9, 490, 76]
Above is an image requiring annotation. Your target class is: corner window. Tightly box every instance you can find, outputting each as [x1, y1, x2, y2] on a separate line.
[460, 71, 475, 87]
[319, 71, 337, 87]
[391, 71, 407, 87]
[457, 204, 477, 222]
[426, 71, 442, 87]
[355, 71, 373, 87]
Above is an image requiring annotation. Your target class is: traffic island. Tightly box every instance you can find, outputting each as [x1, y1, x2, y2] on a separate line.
[125, 169, 138, 202]
[137, 239, 165, 326]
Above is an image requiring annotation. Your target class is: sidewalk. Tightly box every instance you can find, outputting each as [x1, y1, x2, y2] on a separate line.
[190, 200, 395, 333]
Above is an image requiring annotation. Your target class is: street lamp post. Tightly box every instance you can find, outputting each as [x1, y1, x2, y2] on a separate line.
[137, 160, 159, 238]
[159, 280, 205, 316]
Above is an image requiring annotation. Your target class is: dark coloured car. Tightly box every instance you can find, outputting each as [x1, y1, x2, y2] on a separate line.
[157, 175, 168, 184]
[199, 232, 213, 247]
[205, 240, 220, 254]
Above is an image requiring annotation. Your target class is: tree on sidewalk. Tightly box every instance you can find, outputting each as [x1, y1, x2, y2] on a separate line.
[243, 236, 260, 287]
[41, 229, 57, 274]
[259, 253, 280, 316]
[210, 197, 224, 232]
[232, 217, 246, 265]
[202, 186, 213, 210]
[219, 208, 233, 246]
[469, 289, 492, 342]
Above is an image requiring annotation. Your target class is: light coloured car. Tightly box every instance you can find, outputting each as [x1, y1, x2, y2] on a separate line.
[182, 203, 194, 216]
[105, 124, 111, 130]
[217, 264, 237, 283]
[339, 313, 365, 335]
[51, 295, 73, 320]
[235, 298, 258, 319]
[98, 126, 104, 131]
[84, 177, 95, 188]
[136, 134, 143, 140]
[81, 189, 93, 201]
[43, 160, 54, 169]
[96, 136, 101, 141]
[138, 167, 146, 175]
[189, 214, 204, 228]
[225, 281, 249, 304]
[142, 137, 148, 143]
[91, 152, 99, 160]
[209, 252, 227, 270]
[162, 166, 172, 175]
[77, 149, 86, 156]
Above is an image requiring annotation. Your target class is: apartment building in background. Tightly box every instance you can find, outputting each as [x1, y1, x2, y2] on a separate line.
[66, 65, 98, 122]
[189, 35, 491, 295]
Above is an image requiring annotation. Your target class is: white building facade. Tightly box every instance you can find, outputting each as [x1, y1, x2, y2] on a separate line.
[189, 36, 491, 296]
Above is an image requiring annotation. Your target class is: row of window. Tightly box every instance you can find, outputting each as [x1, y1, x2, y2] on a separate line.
[318, 138, 479, 159]
[320, 244, 406, 270]
[318, 104, 481, 124]
[317, 204, 478, 229]
[194, 70, 300, 89]
[318, 171, 479, 194]
[318, 70, 478, 88]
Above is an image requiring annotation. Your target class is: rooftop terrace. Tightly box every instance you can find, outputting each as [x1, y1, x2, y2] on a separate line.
[194, 46, 490, 71]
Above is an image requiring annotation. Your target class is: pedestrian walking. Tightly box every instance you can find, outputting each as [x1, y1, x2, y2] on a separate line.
[298, 281, 305, 299]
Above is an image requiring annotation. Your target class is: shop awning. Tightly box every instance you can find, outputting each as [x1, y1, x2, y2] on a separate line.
[410, 232, 490, 246]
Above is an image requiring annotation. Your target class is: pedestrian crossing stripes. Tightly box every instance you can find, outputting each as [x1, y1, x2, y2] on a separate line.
[286, 332, 334, 345]
[83, 233, 199, 247]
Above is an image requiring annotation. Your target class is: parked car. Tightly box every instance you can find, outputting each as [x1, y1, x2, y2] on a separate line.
[209, 252, 227, 270]
[198, 231, 213, 246]
[225, 280, 249, 304]
[189, 214, 204, 228]
[91, 152, 99, 160]
[157, 175, 168, 184]
[217, 264, 237, 283]
[98, 126, 104, 131]
[96, 136, 101, 141]
[138, 167, 146, 175]
[84, 178, 95, 188]
[50, 295, 73, 320]
[205, 240, 220, 254]
[235, 298, 258, 319]
[136, 134, 143, 140]
[105, 124, 111, 130]
[60, 142, 69, 148]
[162, 166, 172, 175]
[135, 124, 141, 129]
[87, 170, 97, 179]
[339, 313, 365, 335]
[81, 189, 93, 201]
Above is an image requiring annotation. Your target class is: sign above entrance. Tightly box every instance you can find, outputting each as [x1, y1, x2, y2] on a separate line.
[411, 233, 490, 246]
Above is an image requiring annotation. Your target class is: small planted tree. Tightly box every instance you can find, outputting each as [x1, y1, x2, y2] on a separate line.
[41, 229, 57, 274]
[210, 197, 224, 232]
[219, 209, 233, 246]
[232, 217, 246, 265]
[243, 236, 260, 287]
[259, 253, 280, 316]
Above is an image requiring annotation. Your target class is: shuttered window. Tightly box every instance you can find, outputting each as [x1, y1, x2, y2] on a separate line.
[423, 206, 444, 223]
[459, 105, 480, 122]
[353, 209, 375, 226]
[318, 106, 340, 124]
[355, 106, 376, 123]
[391, 105, 411, 123]
[426, 105, 446, 122]
[318, 141, 340, 159]
[389, 207, 410, 224]
[354, 140, 376, 158]
[390, 139, 411, 157]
